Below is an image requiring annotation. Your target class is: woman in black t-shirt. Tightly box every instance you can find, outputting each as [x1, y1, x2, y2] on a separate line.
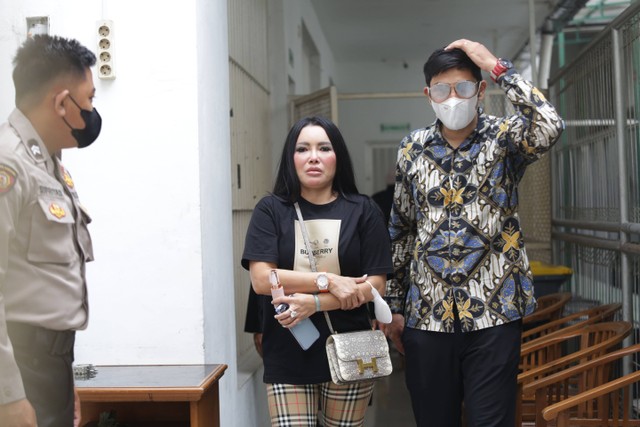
[242, 116, 393, 426]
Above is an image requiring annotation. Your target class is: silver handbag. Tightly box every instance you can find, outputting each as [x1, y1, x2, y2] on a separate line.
[326, 329, 392, 385]
[294, 202, 393, 385]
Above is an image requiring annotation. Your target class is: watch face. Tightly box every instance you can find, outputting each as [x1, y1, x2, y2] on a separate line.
[500, 59, 513, 69]
[316, 273, 329, 289]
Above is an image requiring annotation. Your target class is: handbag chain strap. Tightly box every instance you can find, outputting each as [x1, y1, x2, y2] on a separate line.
[294, 202, 337, 334]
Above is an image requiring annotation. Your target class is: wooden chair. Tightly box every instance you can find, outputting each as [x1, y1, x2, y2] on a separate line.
[521, 303, 621, 345]
[522, 292, 573, 331]
[542, 369, 640, 426]
[516, 321, 633, 425]
[524, 343, 640, 426]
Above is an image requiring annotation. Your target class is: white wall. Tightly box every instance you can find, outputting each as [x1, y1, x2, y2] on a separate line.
[60, 1, 204, 365]
[85, 3, 205, 366]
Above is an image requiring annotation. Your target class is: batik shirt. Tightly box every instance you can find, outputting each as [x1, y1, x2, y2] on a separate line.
[385, 72, 564, 333]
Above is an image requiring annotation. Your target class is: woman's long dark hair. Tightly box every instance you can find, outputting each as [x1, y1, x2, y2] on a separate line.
[272, 116, 359, 203]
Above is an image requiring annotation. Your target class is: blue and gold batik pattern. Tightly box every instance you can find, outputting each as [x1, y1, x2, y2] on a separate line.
[386, 72, 564, 333]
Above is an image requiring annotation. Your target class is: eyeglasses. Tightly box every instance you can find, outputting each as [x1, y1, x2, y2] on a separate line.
[428, 80, 480, 103]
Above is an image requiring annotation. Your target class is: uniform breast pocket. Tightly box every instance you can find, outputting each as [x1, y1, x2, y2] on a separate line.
[28, 198, 77, 264]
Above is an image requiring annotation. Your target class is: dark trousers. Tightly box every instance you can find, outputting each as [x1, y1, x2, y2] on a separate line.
[7, 322, 76, 427]
[403, 317, 522, 427]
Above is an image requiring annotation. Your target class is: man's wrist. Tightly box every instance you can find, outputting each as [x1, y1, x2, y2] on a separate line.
[491, 58, 514, 82]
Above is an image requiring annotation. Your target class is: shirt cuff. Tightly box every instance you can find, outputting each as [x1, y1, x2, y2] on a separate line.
[498, 69, 520, 86]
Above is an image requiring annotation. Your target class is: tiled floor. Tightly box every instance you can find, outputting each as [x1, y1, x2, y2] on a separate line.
[365, 348, 415, 426]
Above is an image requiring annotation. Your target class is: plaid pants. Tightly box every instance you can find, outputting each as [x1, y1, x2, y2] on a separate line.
[266, 381, 374, 427]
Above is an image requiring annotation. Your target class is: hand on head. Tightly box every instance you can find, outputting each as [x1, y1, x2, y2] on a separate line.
[444, 39, 498, 73]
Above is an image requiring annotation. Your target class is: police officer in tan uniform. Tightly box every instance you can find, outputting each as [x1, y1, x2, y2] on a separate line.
[0, 35, 101, 427]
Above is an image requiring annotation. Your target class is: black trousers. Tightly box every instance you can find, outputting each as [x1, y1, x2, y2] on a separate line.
[7, 322, 76, 427]
[403, 316, 522, 427]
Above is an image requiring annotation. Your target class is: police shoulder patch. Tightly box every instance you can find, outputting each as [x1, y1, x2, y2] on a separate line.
[0, 164, 17, 194]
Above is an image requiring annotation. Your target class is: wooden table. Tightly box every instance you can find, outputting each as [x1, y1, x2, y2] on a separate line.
[76, 364, 227, 427]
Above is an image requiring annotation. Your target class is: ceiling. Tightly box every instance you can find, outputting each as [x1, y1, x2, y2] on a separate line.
[308, 0, 630, 66]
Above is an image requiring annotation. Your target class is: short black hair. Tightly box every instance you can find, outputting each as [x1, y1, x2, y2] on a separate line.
[12, 35, 96, 106]
[273, 116, 359, 203]
[423, 47, 482, 86]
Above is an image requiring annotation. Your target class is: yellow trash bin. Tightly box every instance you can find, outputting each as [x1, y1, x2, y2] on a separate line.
[530, 261, 573, 298]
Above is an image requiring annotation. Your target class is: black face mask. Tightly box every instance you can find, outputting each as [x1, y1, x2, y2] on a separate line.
[62, 95, 102, 148]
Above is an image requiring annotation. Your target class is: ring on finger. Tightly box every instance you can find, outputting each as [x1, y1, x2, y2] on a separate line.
[290, 310, 298, 319]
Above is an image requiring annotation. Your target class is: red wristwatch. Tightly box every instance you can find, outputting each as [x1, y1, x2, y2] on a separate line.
[491, 58, 513, 82]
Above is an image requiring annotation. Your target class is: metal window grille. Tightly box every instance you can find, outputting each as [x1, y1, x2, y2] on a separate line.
[549, 2, 640, 389]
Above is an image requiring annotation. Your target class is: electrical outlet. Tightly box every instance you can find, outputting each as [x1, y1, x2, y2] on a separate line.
[97, 20, 115, 80]
[26, 17, 49, 38]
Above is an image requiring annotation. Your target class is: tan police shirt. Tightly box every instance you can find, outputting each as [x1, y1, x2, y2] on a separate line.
[0, 108, 93, 404]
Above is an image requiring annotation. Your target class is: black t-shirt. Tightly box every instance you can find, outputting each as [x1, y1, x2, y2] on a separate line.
[241, 194, 393, 384]
[244, 284, 265, 334]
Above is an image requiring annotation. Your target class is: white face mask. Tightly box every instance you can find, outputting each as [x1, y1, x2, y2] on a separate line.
[431, 94, 478, 131]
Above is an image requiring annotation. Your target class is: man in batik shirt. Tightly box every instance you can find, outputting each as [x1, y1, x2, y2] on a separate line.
[381, 39, 564, 427]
